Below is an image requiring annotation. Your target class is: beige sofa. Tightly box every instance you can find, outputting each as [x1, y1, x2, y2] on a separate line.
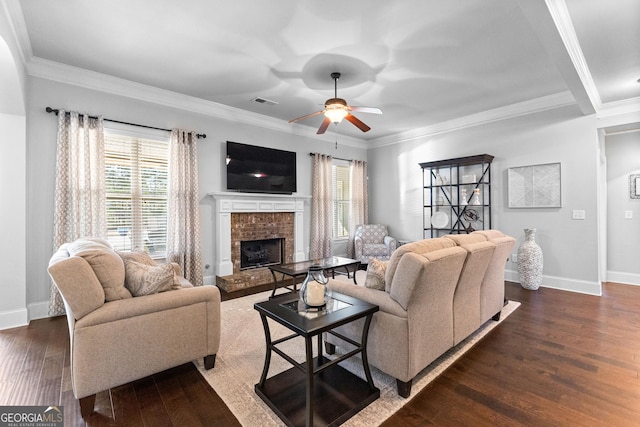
[48, 238, 221, 418]
[325, 230, 515, 397]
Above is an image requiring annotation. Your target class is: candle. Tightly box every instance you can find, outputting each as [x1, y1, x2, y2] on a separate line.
[306, 281, 325, 306]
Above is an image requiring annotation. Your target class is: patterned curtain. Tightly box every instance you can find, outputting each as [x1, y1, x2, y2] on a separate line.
[50, 111, 106, 316]
[310, 153, 333, 259]
[166, 129, 204, 286]
[347, 160, 368, 258]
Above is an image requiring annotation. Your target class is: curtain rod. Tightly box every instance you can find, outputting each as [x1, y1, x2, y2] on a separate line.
[309, 152, 356, 162]
[45, 107, 206, 139]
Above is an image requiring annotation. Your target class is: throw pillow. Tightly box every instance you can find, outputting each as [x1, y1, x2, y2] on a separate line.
[117, 250, 156, 266]
[123, 260, 175, 297]
[364, 258, 388, 291]
[67, 238, 131, 301]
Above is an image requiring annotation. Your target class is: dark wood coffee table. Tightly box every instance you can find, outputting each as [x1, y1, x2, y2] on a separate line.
[254, 292, 379, 427]
[268, 257, 359, 298]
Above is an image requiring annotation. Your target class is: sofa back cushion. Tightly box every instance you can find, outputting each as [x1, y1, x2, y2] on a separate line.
[388, 246, 467, 310]
[67, 238, 131, 301]
[384, 237, 456, 292]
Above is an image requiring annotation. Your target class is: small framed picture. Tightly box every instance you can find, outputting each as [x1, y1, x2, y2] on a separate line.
[630, 174, 640, 199]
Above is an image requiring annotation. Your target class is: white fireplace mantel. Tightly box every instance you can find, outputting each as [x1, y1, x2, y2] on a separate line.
[207, 192, 310, 276]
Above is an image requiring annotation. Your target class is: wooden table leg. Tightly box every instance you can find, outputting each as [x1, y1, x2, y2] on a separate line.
[305, 336, 315, 427]
[257, 313, 272, 388]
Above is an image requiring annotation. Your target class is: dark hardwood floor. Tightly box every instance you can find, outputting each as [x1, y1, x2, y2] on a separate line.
[1, 282, 638, 426]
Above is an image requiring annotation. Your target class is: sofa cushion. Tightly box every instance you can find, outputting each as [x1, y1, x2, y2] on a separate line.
[117, 250, 156, 266]
[384, 237, 456, 292]
[67, 238, 131, 301]
[119, 251, 185, 290]
[364, 258, 388, 290]
[362, 243, 393, 258]
[123, 261, 176, 296]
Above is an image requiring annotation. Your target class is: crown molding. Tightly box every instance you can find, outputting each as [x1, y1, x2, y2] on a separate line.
[26, 57, 367, 149]
[2, 0, 31, 66]
[597, 96, 640, 119]
[368, 91, 577, 147]
[596, 98, 640, 131]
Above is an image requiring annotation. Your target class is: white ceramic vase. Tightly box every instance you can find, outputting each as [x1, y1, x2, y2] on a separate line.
[517, 228, 543, 290]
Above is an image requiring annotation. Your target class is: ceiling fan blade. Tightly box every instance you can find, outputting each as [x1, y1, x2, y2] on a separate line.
[288, 110, 323, 123]
[350, 106, 382, 115]
[316, 117, 332, 134]
[345, 114, 371, 132]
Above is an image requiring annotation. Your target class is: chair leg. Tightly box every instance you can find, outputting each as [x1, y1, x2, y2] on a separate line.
[79, 394, 96, 418]
[204, 354, 217, 370]
[396, 378, 412, 398]
[492, 311, 501, 321]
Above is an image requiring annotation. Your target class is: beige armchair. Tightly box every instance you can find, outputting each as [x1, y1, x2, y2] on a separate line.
[47, 238, 221, 418]
[354, 224, 397, 264]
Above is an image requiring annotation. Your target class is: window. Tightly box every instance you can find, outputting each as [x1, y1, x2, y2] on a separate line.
[105, 131, 169, 257]
[332, 160, 351, 239]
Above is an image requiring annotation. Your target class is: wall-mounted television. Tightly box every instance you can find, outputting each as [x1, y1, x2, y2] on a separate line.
[226, 141, 297, 194]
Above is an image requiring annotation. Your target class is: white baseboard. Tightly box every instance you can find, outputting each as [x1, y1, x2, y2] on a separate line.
[606, 271, 640, 286]
[505, 269, 602, 296]
[0, 308, 28, 331]
[28, 301, 51, 321]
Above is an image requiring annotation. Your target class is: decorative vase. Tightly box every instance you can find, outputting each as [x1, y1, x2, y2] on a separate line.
[460, 188, 468, 206]
[517, 228, 543, 290]
[300, 265, 328, 307]
[471, 188, 481, 205]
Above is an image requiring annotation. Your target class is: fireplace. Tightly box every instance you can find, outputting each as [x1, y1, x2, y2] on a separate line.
[240, 238, 283, 270]
[210, 192, 309, 292]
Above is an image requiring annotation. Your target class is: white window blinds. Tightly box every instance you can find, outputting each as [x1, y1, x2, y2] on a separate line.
[332, 162, 351, 239]
[105, 132, 169, 256]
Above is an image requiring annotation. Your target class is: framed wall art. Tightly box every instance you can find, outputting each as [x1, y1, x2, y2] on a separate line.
[630, 174, 640, 199]
[508, 162, 561, 208]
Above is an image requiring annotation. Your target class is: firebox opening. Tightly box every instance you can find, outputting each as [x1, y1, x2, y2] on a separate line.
[240, 238, 284, 270]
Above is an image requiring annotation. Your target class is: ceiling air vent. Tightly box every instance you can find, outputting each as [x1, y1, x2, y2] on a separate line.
[252, 97, 278, 106]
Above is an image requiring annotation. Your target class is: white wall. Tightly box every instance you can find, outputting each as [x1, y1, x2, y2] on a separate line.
[367, 106, 601, 295]
[0, 15, 28, 329]
[0, 113, 27, 328]
[605, 130, 640, 285]
[24, 77, 368, 312]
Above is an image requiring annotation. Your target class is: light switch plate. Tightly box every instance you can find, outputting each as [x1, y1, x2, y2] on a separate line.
[625, 210, 633, 219]
[572, 210, 586, 220]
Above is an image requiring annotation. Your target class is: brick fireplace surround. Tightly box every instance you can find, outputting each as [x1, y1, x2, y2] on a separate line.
[209, 192, 309, 293]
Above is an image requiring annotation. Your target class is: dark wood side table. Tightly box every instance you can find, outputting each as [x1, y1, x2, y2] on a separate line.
[254, 292, 379, 427]
[268, 257, 360, 298]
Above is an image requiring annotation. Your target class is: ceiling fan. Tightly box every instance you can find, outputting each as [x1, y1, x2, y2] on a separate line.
[289, 72, 382, 134]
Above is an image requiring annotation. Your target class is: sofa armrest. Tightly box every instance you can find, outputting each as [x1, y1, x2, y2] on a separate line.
[48, 256, 106, 320]
[327, 279, 407, 318]
[76, 285, 220, 328]
[384, 235, 397, 251]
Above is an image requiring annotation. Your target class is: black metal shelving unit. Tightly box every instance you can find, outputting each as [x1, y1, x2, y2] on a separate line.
[420, 154, 493, 238]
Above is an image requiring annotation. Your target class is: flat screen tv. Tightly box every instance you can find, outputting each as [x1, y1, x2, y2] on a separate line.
[226, 141, 297, 194]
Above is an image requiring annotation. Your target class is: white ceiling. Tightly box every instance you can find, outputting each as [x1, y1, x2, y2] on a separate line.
[8, 0, 640, 141]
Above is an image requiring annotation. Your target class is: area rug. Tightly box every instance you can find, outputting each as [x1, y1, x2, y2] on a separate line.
[195, 291, 520, 426]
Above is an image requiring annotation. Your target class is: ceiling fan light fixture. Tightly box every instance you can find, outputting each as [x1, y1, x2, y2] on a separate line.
[324, 97, 349, 123]
[324, 105, 348, 123]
